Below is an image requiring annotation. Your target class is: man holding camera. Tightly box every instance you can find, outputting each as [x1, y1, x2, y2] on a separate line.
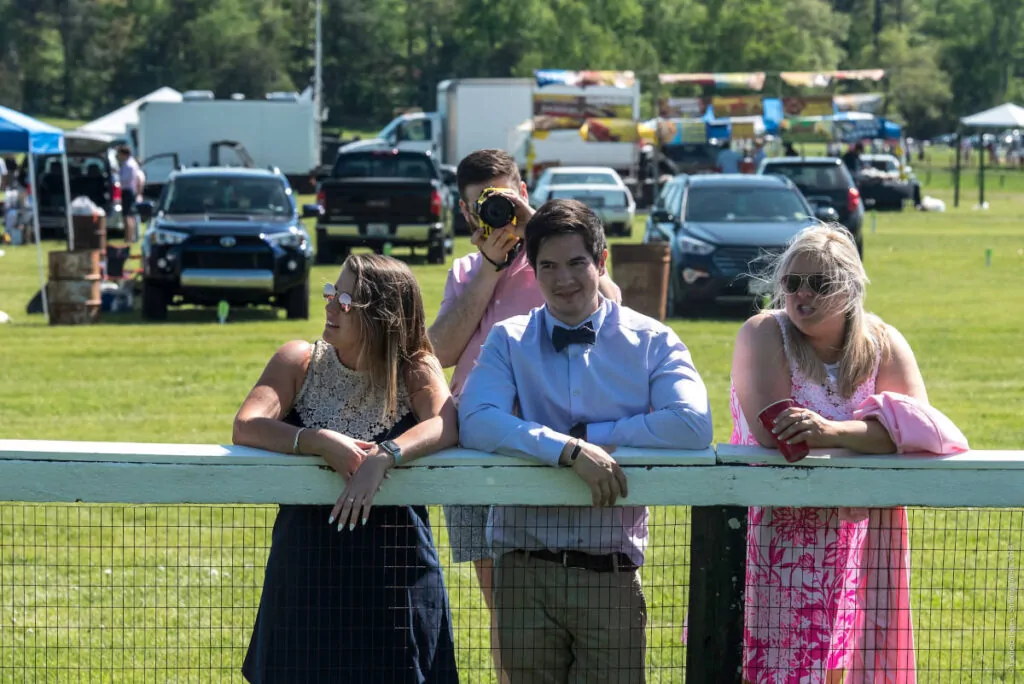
[428, 149, 621, 682]
[458, 199, 713, 683]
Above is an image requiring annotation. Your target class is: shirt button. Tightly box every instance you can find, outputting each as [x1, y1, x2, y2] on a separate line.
[573, 390, 580, 397]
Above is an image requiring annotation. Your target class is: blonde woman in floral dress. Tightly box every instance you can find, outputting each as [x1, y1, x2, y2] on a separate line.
[731, 225, 926, 684]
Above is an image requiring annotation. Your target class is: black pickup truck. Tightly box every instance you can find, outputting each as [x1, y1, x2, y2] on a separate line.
[314, 148, 454, 264]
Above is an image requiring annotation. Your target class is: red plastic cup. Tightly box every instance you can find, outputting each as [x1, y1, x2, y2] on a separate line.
[758, 399, 811, 463]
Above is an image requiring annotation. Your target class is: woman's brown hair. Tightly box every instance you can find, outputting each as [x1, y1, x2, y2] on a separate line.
[343, 254, 441, 417]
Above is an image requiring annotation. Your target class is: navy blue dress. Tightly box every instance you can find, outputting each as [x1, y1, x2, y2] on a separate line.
[242, 341, 458, 683]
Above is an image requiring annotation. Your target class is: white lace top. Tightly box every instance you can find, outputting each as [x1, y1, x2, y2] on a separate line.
[293, 339, 412, 441]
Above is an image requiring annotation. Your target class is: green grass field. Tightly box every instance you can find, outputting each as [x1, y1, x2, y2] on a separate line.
[1, 183, 1023, 680]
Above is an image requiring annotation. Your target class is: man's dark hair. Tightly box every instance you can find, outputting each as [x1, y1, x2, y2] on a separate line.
[456, 149, 521, 200]
[116, 144, 131, 156]
[525, 199, 607, 270]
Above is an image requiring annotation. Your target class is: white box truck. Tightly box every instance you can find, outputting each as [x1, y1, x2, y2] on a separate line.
[135, 96, 320, 194]
[340, 78, 640, 186]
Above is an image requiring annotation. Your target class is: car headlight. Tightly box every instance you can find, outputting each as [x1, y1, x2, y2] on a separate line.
[264, 226, 309, 249]
[679, 235, 716, 255]
[147, 227, 189, 246]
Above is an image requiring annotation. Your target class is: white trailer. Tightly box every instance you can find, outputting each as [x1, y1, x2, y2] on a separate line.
[341, 78, 640, 185]
[135, 98, 319, 191]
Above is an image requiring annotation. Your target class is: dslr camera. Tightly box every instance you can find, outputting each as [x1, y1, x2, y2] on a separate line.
[474, 187, 517, 237]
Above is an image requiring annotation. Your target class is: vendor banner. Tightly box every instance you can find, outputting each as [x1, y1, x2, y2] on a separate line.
[782, 96, 835, 117]
[535, 69, 636, 89]
[710, 95, 764, 117]
[835, 93, 885, 114]
[658, 97, 706, 117]
[579, 118, 641, 143]
[533, 93, 634, 125]
[780, 69, 886, 88]
[659, 72, 766, 91]
[652, 119, 708, 145]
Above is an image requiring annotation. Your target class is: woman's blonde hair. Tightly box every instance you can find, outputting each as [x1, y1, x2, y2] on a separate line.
[343, 254, 442, 418]
[758, 223, 890, 398]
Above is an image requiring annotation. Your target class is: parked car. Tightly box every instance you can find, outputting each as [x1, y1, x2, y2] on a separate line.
[530, 166, 628, 204]
[642, 174, 830, 316]
[314, 148, 454, 264]
[757, 156, 865, 255]
[856, 154, 919, 211]
[137, 167, 316, 321]
[546, 185, 636, 236]
[32, 131, 125, 238]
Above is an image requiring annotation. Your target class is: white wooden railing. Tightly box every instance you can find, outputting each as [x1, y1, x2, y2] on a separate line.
[1, 439, 1022, 507]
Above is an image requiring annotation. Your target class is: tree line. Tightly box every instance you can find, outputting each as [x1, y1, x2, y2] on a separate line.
[0, 0, 1020, 138]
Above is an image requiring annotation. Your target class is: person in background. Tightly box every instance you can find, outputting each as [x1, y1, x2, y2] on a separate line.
[752, 139, 767, 169]
[841, 142, 863, 175]
[459, 199, 713, 683]
[234, 254, 459, 683]
[428, 148, 622, 683]
[784, 140, 799, 157]
[732, 224, 933, 683]
[717, 140, 742, 173]
[115, 145, 143, 243]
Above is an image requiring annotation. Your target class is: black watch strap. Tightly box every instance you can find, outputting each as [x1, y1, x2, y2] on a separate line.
[568, 440, 583, 464]
[481, 241, 521, 272]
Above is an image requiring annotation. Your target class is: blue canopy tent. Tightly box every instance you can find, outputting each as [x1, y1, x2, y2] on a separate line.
[0, 106, 75, 320]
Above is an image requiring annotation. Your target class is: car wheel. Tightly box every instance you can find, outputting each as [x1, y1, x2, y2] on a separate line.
[141, 279, 168, 321]
[620, 222, 633, 238]
[427, 242, 446, 265]
[285, 279, 310, 320]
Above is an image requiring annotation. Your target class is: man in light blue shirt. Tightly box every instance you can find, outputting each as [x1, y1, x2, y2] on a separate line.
[458, 199, 713, 683]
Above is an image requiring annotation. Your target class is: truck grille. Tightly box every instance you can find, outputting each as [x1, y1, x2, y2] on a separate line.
[712, 246, 781, 277]
[181, 250, 274, 271]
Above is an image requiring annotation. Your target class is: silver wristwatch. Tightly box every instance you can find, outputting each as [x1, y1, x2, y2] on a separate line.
[379, 440, 402, 466]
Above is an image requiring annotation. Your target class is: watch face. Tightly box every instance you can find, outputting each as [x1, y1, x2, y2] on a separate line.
[382, 440, 400, 455]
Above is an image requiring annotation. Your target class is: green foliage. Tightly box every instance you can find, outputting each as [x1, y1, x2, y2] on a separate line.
[0, 0, 1020, 134]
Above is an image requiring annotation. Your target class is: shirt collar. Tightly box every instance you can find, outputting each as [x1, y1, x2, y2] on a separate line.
[543, 296, 609, 338]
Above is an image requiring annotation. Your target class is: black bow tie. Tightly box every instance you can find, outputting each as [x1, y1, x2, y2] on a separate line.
[552, 322, 596, 352]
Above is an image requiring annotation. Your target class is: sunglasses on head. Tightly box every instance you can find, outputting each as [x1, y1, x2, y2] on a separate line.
[781, 273, 832, 295]
[322, 283, 355, 312]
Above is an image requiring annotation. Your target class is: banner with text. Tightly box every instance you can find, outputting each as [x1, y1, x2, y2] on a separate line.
[710, 95, 764, 117]
[533, 93, 635, 131]
[782, 96, 835, 117]
[658, 97, 706, 118]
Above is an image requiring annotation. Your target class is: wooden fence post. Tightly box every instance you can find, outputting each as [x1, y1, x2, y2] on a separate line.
[685, 505, 747, 684]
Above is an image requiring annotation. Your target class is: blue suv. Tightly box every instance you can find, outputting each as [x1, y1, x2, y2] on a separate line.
[642, 174, 831, 316]
[137, 168, 319, 321]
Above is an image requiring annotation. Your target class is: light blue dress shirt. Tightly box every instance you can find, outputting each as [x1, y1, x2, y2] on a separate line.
[458, 297, 713, 566]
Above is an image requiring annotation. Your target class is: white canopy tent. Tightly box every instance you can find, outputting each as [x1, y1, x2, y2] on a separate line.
[954, 102, 1024, 207]
[0, 106, 75, 321]
[77, 87, 182, 138]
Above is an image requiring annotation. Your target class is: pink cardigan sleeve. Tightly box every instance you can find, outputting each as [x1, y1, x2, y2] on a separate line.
[852, 391, 969, 455]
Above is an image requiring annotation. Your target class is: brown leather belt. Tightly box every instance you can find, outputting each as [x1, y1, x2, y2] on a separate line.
[526, 549, 638, 573]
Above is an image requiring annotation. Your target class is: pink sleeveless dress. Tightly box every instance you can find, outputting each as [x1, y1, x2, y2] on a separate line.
[733, 311, 916, 684]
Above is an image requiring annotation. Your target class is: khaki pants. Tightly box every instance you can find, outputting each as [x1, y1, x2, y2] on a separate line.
[493, 551, 647, 684]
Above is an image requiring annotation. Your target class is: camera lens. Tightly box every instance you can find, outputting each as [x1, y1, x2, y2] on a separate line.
[478, 193, 516, 230]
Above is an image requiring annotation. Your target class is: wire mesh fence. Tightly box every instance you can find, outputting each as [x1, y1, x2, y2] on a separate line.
[0, 503, 1021, 682]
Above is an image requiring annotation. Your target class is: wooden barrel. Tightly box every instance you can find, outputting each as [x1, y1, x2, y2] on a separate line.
[70, 214, 107, 253]
[49, 249, 101, 280]
[48, 249, 102, 326]
[610, 243, 672, 321]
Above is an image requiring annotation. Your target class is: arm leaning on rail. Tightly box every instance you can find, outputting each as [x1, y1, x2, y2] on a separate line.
[232, 340, 371, 479]
[331, 356, 459, 530]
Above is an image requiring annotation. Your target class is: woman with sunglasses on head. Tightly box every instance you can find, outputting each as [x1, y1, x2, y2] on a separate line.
[731, 224, 927, 684]
[234, 254, 459, 683]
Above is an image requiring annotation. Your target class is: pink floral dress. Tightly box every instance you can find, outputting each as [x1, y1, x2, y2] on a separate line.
[733, 311, 916, 684]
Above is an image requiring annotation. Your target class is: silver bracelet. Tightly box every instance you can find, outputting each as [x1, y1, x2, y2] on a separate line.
[292, 427, 306, 454]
